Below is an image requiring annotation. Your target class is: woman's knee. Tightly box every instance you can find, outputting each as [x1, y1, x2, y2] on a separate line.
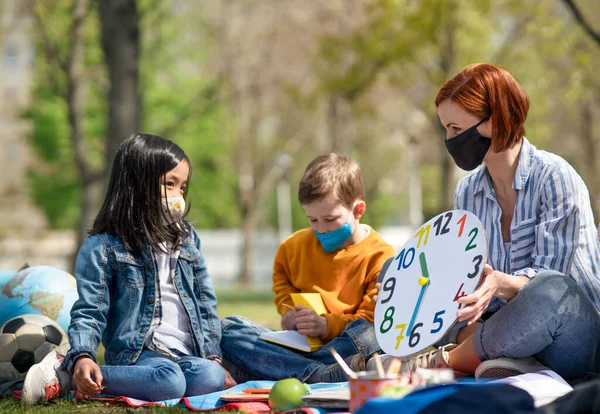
[521, 271, 582, 308]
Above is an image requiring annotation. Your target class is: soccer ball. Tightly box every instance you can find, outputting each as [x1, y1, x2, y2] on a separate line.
[0, 314, 70, 378]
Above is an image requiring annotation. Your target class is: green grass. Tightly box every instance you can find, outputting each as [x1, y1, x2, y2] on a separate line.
[0, 289, 279, 413]
[0, 399, 195, 413]
[216, 288, 280, 330]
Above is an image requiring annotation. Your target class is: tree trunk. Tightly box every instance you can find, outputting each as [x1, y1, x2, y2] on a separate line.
[562, 0, 600, 47]
[67, 0, 90, 268]
[432, 118, 454, 211]
[98, 0, 141, 187]
[239, 202, 255, 287]
[237, 122, 255, 286]
[408, 137, 424, 227]
[437, 0, 456, 212]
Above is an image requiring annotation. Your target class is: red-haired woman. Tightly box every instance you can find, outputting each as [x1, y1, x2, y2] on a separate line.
[393, 64, 600, 380]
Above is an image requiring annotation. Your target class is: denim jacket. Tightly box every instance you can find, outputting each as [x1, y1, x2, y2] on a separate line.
[62, 226, 222, 372]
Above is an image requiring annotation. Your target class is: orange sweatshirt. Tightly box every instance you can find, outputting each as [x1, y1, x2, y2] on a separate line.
[272, 226, 395, 342]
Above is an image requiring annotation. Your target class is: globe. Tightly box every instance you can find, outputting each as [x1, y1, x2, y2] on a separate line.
[0, 266, 78, 333]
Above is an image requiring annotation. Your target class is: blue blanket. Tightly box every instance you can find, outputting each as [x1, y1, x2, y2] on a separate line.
[184, 381, 347, 411]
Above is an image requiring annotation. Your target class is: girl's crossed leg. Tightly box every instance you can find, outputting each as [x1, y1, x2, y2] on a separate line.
[101, 349, 225, 401]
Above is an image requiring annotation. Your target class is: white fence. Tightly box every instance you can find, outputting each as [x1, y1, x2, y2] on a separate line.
[0, 226, 413, 287]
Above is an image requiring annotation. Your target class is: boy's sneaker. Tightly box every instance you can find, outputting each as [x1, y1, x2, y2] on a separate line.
[369, 344, 469, 377]
[367, 354, 409, 375]
[21, 351, 73, 407]
[475, 357, 550, 379]
[320, 353, 367, 382]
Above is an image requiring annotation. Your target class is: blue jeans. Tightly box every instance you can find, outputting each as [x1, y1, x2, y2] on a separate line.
[472, 271, 600, 379]
[99, 349, 225, 400]
[220, 316, 380, 382]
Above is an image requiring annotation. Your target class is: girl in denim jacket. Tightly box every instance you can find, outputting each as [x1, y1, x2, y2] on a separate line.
[22, 134, 235, 406]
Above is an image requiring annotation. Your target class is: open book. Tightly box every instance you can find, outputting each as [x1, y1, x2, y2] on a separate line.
[302, 385, 350, 409]
[259, 292, 327, 352]
[491, 370, 573, 407]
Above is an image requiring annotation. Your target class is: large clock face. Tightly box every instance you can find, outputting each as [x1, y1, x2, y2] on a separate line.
[374, 210, 487, 358]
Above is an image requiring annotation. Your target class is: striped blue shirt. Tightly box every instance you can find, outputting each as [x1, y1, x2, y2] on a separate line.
[455, 138, 600, 313]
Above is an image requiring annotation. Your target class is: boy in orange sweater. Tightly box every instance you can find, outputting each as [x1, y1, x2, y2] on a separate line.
[220, 154, 395, 382]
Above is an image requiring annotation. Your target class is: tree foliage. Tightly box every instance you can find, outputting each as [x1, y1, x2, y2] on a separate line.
[23, 0, 600, 279]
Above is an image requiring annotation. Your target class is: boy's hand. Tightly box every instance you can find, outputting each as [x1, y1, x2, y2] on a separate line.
[295, 305, 327, 337]
[281, 309, 298, 330]
[73, 357, 103, 395]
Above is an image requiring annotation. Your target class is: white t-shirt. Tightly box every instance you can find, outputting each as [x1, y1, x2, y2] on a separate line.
[151, 243, 194, 355]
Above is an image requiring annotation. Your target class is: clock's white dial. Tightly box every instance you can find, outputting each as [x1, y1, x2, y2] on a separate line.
[375, 210, 487, 358]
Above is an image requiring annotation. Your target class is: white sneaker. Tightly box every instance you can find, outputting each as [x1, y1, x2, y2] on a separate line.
[407, 344, 458, 372]
[21, 351, 72, 407]
[369, 345, 459, 375]
[475, 357, 550, 379]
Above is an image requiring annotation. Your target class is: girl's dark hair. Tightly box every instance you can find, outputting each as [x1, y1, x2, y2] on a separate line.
[91, 133, 192, 252]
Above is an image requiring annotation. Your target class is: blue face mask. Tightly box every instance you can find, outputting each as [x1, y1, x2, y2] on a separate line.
[314, 221, 354, 253]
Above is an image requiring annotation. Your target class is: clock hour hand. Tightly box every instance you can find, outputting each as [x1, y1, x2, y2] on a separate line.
[418, 251, 430, 286]
[407, 252, 431, 336]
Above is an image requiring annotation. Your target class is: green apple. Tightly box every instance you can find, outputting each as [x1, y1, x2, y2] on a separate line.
[268, 378, 309, 411]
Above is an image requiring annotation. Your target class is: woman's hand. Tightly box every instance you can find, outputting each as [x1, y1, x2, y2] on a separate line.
[295, 305, 327, 337]
[372, 282, 382, 303]
[457, 264, 530, 325]
[73, 357, 103, 395]
[281, 309, 298, 330]
[457, 264, 500, 325]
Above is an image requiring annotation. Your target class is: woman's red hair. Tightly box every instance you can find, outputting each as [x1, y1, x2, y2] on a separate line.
[435, 63, 530, 152]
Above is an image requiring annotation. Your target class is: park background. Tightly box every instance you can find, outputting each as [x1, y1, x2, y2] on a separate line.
[0, 0, 598, 314]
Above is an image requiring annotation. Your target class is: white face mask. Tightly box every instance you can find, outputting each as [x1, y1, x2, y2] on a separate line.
[161, 196, 186, 223]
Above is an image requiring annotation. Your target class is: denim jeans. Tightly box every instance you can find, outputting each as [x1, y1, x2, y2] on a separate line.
[98, 349, 225, 400]
[220, 316, 381, 382]
[472, 271, 600, 379]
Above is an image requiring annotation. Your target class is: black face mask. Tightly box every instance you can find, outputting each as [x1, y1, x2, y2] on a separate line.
[445, 119, 491, 171]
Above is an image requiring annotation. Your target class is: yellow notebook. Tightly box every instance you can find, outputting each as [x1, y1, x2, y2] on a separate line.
[259, 292, 327, 352]
[290, 293, 328, 316]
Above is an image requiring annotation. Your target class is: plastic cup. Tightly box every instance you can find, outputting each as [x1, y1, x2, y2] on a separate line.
[348, 371, 409, 413]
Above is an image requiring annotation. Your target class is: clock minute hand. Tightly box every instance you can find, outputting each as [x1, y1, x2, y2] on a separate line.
[407, 252, 431, 336]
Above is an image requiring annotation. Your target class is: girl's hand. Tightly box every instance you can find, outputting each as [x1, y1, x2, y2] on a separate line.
[211, 360, 237, 389]
[281, 309, 298, 330]
[73, 357, 103, 395]
[295, 305, 327, 337]
[223, 369, 237, 389]
[457, 264, 499, 325]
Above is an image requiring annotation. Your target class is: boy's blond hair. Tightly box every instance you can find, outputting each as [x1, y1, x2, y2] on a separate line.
[298, 153, 364, 208]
